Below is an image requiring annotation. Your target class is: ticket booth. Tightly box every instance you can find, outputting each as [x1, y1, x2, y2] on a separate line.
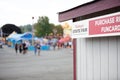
[58, 0, 120, 80]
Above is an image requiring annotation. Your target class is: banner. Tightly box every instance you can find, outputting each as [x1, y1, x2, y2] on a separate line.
[72, 12, 120, 38]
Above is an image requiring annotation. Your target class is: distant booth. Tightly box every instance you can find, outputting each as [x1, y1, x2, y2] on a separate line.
[7, 32, 50, 50]
[58, 0, 120, 80]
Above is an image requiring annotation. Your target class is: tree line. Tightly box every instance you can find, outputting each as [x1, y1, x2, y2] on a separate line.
[20, 16, 63, 37]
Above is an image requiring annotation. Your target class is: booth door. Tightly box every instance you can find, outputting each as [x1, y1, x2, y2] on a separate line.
[76, 36, 120, 80]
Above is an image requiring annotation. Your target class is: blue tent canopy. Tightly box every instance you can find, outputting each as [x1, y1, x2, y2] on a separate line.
[21, 32, 32, 40]
[7, 32, 32, 41]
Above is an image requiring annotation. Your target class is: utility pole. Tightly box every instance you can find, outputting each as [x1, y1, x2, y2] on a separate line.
[32, 17, 34, 46]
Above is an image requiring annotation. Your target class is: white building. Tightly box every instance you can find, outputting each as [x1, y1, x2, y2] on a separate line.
[58, 0, 120, 80]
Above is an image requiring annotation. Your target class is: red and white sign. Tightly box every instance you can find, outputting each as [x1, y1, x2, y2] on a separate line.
[72, 12, 120, 38]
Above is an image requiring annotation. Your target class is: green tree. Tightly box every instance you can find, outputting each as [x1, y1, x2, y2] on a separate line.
[34, 16, 53, 37]
[55, 25, 63, 36]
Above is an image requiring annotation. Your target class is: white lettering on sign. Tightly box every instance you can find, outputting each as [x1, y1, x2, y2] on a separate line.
[101, 25, 120, 32]
[95, 17, 115, 26]
[116, 16, 120, 22]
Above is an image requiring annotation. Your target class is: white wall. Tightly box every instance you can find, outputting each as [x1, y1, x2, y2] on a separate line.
[76, 36, 120, 80]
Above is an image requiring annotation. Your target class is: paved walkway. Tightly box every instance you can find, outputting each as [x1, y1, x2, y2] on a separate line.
[0, 45, 73, 80]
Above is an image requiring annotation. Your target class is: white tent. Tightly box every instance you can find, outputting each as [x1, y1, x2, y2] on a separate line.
[6, 31, 17, 39]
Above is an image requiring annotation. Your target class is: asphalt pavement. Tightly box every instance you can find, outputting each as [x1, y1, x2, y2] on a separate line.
[0, 45, 73, 80]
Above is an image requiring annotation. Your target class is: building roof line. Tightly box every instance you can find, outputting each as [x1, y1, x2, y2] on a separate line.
[58, 0, 100, 14]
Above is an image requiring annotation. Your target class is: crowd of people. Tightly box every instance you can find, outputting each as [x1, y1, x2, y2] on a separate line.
[42, 36, 72, 49]
[14, 41, 30, 54]
[13, 36, 72, 56]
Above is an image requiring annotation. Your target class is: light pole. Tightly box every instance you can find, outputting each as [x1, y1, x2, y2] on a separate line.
[32, 17, 34, 46]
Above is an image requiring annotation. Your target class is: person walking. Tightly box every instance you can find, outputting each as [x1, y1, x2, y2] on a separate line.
[15, 43, 18, 54]
[22, 42, 26, 54]
[51, 37, 58, 50]
[19, 44, 22, 53]
[24, 41, 30, 54]
[36, 42, 41, 56]
[34, 42, 37, 55]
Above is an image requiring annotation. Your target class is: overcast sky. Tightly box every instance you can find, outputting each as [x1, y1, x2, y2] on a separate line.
[0, 0, 93, 27]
